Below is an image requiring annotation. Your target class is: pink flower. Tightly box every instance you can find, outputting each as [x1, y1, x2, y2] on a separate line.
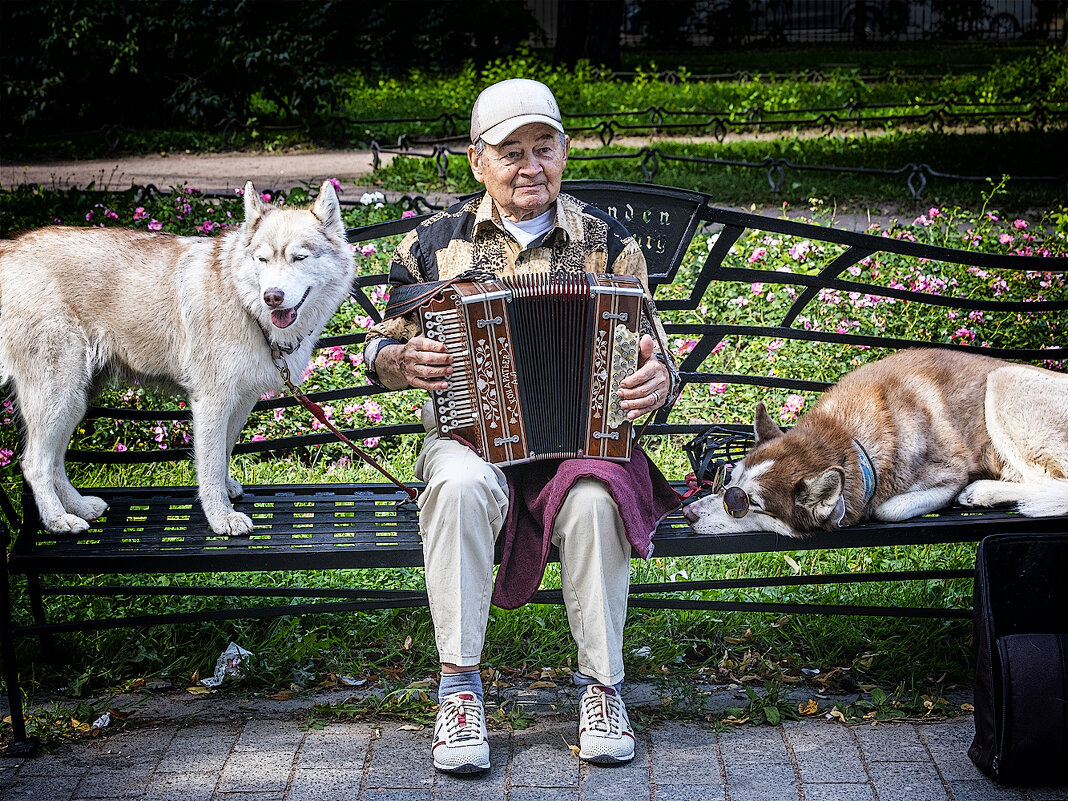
[148, 220, 163, 231]
[260, 192, 272, 202]
[673, 338, 698, 355]
[779, 394, 805, 422]
[0, 447, 12, 467]
[251, 434, 267, 442]
[767, 339, 784, 354]
[401, 210, 417, 219]
[1013, 219, 1028, 230]
[927, 207, 941, 219]
[133, 207, 148, 220]
[272, 408, 285, 422]
[748, 248, 767, 264]
[999, 233, 1013, 245]
[328, 177, 342, 193]
[199, 220, 215, 234]
[363, 437, 380, 448]
[115, 443, 127, 452]
[361, 244, 378, 256]
[363, 400, 383, 423]
[751, 282, 764, 294]
[709, 383, 727, 394]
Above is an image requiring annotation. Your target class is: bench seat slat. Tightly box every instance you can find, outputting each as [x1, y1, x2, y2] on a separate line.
[10, 482, 1056, 575]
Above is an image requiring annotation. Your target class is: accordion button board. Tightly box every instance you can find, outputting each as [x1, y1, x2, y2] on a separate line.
[420, 273, 645, 466]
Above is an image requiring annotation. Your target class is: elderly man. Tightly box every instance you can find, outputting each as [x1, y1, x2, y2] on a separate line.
[364, 78, 680, 774]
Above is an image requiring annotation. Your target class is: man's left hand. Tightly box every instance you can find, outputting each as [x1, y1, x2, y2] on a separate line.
[618, 335, 671, 420]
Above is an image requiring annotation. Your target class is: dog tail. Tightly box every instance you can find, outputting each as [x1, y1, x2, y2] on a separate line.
[1018, 478, 1068, 517]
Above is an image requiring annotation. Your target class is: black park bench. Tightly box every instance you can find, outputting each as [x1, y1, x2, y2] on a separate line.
[2, 180, 1065, 754]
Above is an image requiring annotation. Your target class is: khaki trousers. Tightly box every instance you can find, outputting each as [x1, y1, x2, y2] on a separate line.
[415, 411, 631, 686]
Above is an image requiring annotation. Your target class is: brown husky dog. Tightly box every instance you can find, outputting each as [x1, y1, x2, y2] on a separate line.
[682, 349, 1068, 538]
[0, 181, 354, 537]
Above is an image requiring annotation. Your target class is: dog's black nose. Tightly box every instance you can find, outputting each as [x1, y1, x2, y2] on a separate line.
[263, 289, 285, 308]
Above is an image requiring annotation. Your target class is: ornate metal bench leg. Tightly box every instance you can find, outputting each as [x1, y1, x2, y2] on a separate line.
[25, 574, 56, 666]
[1, 523, 38, 756]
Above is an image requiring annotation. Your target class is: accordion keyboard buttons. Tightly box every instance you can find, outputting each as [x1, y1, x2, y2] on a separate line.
[423, 309, 476, 434]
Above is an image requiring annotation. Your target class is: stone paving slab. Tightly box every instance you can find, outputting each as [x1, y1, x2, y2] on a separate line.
[1, 684, 1065, 801]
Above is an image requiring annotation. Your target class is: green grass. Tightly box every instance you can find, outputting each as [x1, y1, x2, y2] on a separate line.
[620, 40, 1060, 74]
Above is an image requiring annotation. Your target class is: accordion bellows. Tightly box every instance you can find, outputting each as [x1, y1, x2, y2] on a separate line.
[420, 273, 645, 466]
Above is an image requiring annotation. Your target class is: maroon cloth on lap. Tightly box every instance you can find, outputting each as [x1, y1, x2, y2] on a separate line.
[492, 449, 682, 610]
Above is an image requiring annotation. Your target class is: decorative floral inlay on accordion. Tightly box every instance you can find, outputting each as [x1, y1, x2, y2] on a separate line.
[419, 273, 646, 466]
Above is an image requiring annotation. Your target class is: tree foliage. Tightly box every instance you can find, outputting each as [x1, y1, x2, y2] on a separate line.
[0, 0, 540, 138]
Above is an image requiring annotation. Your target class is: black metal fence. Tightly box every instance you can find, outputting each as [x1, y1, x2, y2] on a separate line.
[527, 0, 1066, 47]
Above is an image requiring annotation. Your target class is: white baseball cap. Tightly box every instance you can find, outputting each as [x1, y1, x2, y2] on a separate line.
[469, 78, 565, 145]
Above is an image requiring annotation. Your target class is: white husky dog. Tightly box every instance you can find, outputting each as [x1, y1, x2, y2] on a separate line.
[0, 181, 354, 536]
[682, 349, 1068, 538]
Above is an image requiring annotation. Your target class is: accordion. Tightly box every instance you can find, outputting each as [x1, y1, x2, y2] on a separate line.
[419, 273, 646, 467]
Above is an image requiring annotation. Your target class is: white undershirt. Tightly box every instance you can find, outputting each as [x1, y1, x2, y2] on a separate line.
[501, 208, 555, 249]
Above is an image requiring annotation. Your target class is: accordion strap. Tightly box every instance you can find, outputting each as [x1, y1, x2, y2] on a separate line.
[382, 271, 490, 321]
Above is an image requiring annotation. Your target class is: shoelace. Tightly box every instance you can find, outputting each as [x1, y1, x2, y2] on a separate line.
[441, 695, 484, 743]
[582, 689, 623, 736]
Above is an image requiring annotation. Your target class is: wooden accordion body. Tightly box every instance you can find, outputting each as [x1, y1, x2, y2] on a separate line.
[419, 273, 646, 467]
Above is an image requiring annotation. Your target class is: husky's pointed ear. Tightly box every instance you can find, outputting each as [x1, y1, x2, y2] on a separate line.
[795, 467, 844, 526]
[754, 402, 784, 445]
[313, 180, 345, 237]
[243, 181, 267, 224]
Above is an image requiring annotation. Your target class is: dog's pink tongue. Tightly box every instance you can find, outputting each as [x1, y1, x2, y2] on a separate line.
[271, 308, 297, 329]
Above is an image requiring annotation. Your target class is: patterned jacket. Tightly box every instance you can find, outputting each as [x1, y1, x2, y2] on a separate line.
[365, 190, 678, 394]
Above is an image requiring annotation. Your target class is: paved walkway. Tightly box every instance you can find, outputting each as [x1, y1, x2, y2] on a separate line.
[2, 680, 1065, 801]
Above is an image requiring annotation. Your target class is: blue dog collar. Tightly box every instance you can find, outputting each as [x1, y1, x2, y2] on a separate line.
[851, 439, 878, 505]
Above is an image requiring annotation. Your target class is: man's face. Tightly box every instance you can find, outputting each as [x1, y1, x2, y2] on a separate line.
[468, 123, 570, 222]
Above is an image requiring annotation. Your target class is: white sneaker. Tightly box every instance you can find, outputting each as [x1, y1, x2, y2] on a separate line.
[432, 691, 490, 773]
[577, 684, 635, 764]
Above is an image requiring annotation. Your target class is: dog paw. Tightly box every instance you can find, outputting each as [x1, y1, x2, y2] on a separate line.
[226, 477, 245, 500]
[958, 480, 1017, 508]
[69, 495, 109, 521]
[44, 513, 91, 535]
[221, 512, 255, 538]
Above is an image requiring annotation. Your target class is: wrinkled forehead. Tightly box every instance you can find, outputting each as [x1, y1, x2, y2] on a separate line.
[492, 122, 564, 150]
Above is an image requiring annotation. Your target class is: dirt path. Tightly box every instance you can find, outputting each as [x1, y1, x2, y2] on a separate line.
[0, 149, 395, 195]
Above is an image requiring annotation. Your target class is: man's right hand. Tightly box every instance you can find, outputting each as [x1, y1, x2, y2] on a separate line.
[375, 336, 453, 391]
